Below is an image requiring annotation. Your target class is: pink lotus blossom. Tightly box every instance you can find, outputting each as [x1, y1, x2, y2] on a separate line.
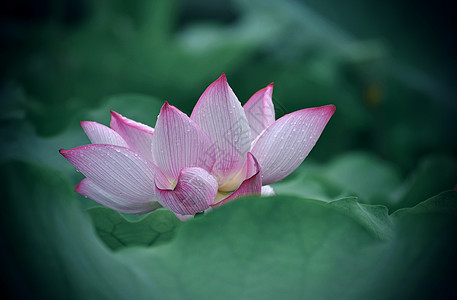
[60, 74, 335, 220]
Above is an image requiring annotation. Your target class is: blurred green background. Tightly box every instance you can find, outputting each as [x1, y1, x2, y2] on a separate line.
[1, 0, 456, 299]
[2, 0, 456, 170]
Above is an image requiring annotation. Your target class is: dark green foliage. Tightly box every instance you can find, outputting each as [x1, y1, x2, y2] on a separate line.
[1, 0, 456, 298]
[1, 162, 456, 299]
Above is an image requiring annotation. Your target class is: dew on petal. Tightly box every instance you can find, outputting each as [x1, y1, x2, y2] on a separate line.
[60, 76, 334, 218]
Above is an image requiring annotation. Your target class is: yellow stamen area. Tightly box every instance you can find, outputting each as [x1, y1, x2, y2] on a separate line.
[213, 169, 245, 204]
[218, 170, 244, 192]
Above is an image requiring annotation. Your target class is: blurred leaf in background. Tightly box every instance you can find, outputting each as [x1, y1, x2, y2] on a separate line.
[1, 0, 456, 170]
[2, 0, 259, 135]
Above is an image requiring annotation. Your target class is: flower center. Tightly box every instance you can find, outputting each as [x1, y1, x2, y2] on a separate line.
[218, 170, 244, 192]
[213, 191, 232, 204]
[211, 169, 246, 204]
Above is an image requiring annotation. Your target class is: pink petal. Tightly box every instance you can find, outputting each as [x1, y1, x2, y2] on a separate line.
[155, 167, 218, 215]
[76, 178, 161, 214]
[243, 152, 261, 179]
[60, 144, 170, 200]
[251, 105, 335, 185]
[190, 74, 251, 184]
[212, 152, 262, 207]
[80, 121, 128, 147]
[151, 102, 215, 182]
[110, 111, 155, 160]
[243, 83, 275, 140]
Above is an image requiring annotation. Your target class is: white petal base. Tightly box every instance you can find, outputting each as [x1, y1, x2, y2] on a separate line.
[261, 185, 276, 196]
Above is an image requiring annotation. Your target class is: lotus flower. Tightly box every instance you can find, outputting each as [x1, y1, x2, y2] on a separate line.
[60, 74, 335, 220]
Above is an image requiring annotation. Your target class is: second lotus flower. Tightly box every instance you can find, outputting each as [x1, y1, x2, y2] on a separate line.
[60, 74, 335, 220]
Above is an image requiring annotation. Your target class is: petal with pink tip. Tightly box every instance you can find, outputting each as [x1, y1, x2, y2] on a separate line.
[212, 152, 262, 207]
[155, 167, 218, 215]
[110, 111, 155, 160]
[60, 144, 170, 200]
[81, 121, 128, 147]
[152, 102, 215, 182]
[190, 74, 251, 184]
[76, 178, 161, 214]
[243, 83, 275, 140]
[251, 105, 335, 185]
